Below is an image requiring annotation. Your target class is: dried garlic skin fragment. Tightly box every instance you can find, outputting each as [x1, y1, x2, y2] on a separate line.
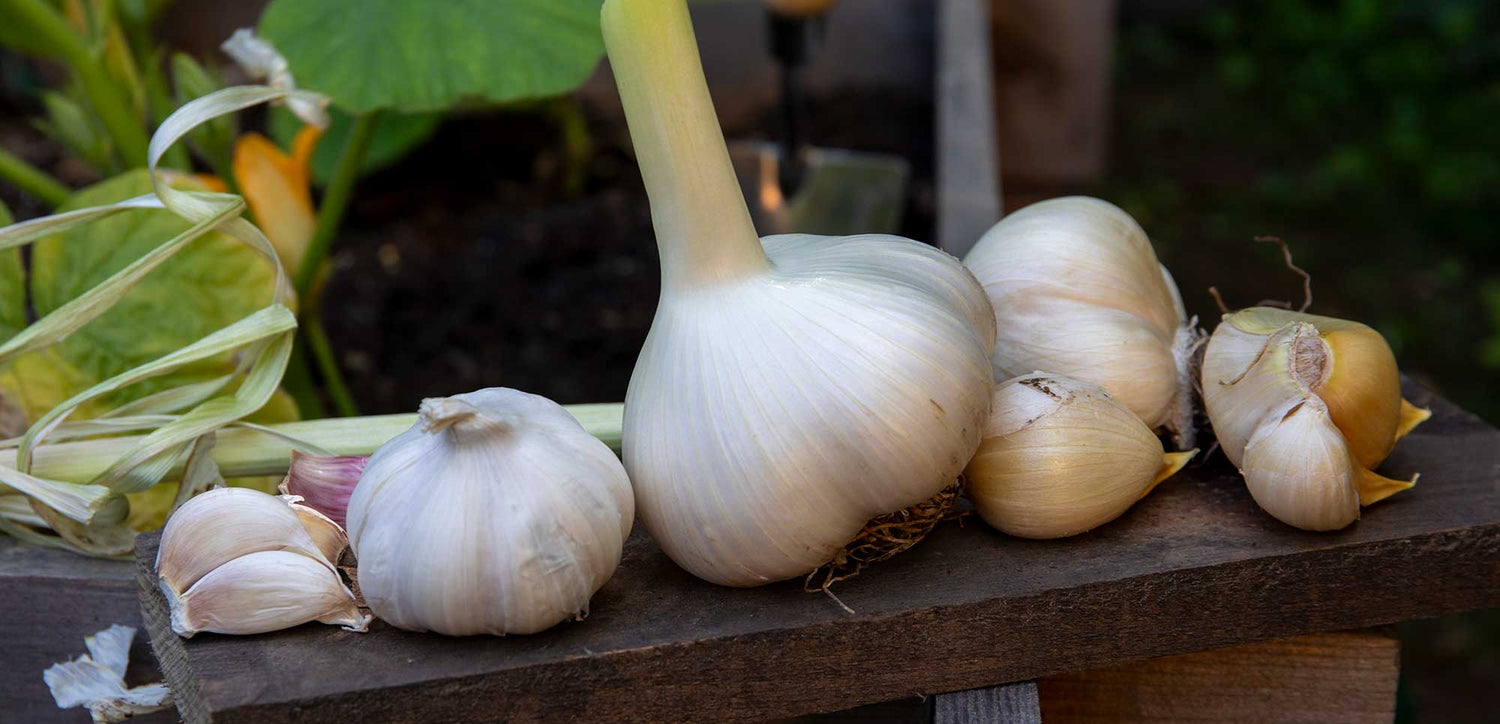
[347, 388, 634, 636]
[964, 373, 1195, 539]
[963, 197, 1199, 448]
[166, 549, 369, 637]
[156, 487, 338, 596]
[1201, 307, 1428, 531]
[44, 624, 172, 723]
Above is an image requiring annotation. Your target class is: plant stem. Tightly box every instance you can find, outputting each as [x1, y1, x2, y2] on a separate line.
[11, 403, 625, 484]
[295, 111, 381, 299]
[303, 311, 358, 416]
[602, 0, 767, 291]
[6, 0, 150, 168]
[282, 341, 329, 418]
[0, 147, 70, 207]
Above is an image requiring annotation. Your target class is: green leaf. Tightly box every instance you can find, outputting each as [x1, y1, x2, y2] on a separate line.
[268, 106, 441, 185]
[258, 0, 606, 113]
[1, 170, 280, 420]
[0, 202, 22, 344]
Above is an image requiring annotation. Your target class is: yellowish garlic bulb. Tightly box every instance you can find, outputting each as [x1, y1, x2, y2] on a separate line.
[347, 388, 634, 636]
[965, 373, 1196, 539]
[1201, 307, 1430, 531]
[605, 0, 995, 587]
[963, 197, 1198, 448]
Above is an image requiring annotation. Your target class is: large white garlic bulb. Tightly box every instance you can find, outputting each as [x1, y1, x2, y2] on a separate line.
[604, 0, 995, 587]
[1201, 308, 1429, 531]
[963, 197, 1198, 447]
[347, 388, 634, 635]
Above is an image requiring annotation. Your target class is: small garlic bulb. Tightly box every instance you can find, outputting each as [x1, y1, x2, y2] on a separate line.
[346, 388, 634, 636]
[1201, 307, 1430, 531]
[965, 373, 1196, 539]
[604, 0, 995, 587]
[963, 197, 1198, 448]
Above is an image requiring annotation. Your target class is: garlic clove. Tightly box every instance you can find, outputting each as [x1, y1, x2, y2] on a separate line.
[1240, 401, 1360, 532]
[1395, 399, 1432, 441]
[1198, 321, 1311, 469]
[964, 374, 1192, 539]
[156, 487, 336, 597]
[165, 550, 369, 638]
[1355, 467, 1417, 507]
[277, 451, 366, 528]
[281, 495, 348, 565]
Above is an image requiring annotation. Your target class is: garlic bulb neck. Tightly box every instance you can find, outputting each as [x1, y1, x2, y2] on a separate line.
[603, 0, 769, 291]
[418, 397, 510, 439]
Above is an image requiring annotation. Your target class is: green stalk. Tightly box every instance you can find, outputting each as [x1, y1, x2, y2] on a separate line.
[5, 0, 150, 168]
[281, 339, 328, 418]
[7, 403, 624, 484]
[303, 311, 358, 417]
[602, 0, 768, 291]
[295, 111, 381, 298]
[0, 147, 70, 207]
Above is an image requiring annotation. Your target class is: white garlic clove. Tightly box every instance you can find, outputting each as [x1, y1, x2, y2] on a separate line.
[165, 550, 369, 638]
[963, 197, 1199, 448]
[964, 373, 1195, 539]
[1241, 401, 1361, 531]
[281, 495, 348, 565]
[156, 487, 338, 597]
[347, 388, 634, 636]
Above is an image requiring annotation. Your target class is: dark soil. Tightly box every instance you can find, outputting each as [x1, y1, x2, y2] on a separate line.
[321, 91, 934, 413]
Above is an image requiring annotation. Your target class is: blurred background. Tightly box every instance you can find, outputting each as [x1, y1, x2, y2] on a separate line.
[0, 0, 1494, 720]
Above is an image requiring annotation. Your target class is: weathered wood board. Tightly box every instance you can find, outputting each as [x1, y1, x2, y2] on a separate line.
[132, 382, 1500, 723]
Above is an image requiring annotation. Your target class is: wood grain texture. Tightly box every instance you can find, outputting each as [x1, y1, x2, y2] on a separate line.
[937, 0, 1002, 257]
[935, 681, 1041, 723]
[131, 383, 1500, 723]
[0, 539, 173, 723]
[1037, 631, 1400, 723]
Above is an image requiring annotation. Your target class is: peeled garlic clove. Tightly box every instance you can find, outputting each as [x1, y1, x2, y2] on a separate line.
[278, 451, 366, 528]
[964, 373, 1196, 539]
[165, 550, 369, 638]
[347, 388, 634, 636]
[156, 487, 337, 597]
[963, 197, 1199, 448]
[1201, 307, 1427, 530]
[605, 0, 994, 588]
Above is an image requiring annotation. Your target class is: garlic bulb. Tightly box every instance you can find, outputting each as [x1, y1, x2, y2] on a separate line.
[156, 487, 338, 597]
[965, 373, 1196, 539]
[604, 0, 995, 587]
[1201, 307, 1430, 531]
[169, 550, 369, 637]
[963, 197, 1198, 448]
[347, 388, 634, 636]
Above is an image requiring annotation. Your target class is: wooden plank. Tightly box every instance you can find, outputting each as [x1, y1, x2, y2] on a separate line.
[132, 381, 1500, 723]
[1037, 631, 1400, 723]
[0, 539, 173, 723]
[937, 0, 1002, 257]
[935, 681, 1041, 723]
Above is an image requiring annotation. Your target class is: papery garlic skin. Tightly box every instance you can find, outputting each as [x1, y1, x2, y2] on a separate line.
[347, 388, 634, 636]
[281, 495, 348, 565]
[605, 0, 994, 587]
[963, 197, 1198, 448]
[156, 487, 336, 596]
[964, 373, 1195, 539]
[166, 550, 369, 638]
[1201, 307, 1429, 531]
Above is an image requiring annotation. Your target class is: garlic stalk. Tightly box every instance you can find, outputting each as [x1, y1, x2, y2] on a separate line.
[965, 373, 1196, 539]
[963, 197, 1199, 448]
[348, 388, 634, 636]
[1201, 307, 1429, 531]
[604, 0, 995, 586]
[169, 550, 369, 637]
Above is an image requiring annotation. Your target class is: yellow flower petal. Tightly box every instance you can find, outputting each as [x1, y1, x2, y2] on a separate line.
[233, 128, 321, 274]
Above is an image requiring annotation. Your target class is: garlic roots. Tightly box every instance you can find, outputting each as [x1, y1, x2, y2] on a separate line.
[963, 197, 1199, 448]
[604, 0, 995, 587]
[964, 373, 1196, 539]
[156, 487, 365, 637]
[1201, 307, 1430, 531]
[347, 388, 634, 636]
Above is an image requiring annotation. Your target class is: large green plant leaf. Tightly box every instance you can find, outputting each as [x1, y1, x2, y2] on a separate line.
[2, 170, 280, 420]
[258, 0, 606, 113]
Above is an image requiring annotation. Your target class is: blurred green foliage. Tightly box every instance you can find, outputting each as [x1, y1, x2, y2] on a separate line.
[1101, 0, 1498, 422]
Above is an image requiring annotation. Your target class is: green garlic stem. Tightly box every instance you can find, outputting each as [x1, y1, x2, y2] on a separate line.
[602, 0, 768, 291]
